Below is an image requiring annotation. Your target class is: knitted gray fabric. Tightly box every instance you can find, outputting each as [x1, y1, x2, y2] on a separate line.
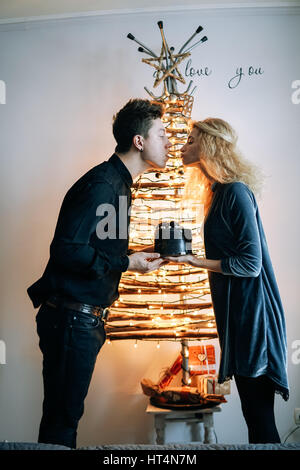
[2, 441, 300, 450]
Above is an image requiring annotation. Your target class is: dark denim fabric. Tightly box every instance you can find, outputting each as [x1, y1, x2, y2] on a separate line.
[204, 182, 289, 400]
[36, 302, 106, 448]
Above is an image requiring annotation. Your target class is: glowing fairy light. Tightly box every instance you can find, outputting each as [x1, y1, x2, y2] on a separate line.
[105, 24, 217, 343]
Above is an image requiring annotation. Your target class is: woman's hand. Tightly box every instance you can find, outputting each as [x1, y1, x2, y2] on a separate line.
[164, 254, 202, 267]
[165, 254, 223, 273]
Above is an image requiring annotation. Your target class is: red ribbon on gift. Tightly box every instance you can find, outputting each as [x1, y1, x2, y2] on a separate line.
[188, 345, 216, 376]
[158, 355, 183, 389]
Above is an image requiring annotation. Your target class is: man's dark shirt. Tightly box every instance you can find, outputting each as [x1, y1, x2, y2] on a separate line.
[27, 154, 132, 309]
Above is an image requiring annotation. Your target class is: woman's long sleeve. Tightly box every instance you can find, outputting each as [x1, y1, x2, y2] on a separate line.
[220, 183, 262, 277]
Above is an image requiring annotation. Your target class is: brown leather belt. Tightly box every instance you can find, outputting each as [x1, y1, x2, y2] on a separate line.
[45, 295, 110, 321]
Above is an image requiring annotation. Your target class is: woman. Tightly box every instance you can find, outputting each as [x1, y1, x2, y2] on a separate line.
[166, 118, 289, 443]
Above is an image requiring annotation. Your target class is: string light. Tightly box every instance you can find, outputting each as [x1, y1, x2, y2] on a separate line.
[104, 93, 217, 341]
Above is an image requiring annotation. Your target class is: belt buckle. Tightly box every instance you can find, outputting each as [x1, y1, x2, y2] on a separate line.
[101, 307, 110, 322]
[92, 306, 101, 318]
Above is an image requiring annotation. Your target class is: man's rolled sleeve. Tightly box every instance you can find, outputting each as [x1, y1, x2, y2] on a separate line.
[106, 254, 129, 273]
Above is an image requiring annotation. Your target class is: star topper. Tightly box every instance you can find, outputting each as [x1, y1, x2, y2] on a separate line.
[127, 21, 207, 100]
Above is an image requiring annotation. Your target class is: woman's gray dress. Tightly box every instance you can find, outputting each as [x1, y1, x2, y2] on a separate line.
[204, 181, 289, 400]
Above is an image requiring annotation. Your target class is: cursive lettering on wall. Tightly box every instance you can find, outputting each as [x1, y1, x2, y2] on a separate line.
[184, 59, 212, 78]
[153, 60, 265, 90]
[228, 66, 264, 89]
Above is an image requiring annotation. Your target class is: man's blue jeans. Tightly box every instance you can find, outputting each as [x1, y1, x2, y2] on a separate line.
[36, 301, 106, 448]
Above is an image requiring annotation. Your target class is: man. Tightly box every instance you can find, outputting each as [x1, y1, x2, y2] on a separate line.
[27, 98, 171, 448]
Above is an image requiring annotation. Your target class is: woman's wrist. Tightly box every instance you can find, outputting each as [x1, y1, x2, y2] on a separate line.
[189, 254, 205, 268]
[189, 255, 223, 273]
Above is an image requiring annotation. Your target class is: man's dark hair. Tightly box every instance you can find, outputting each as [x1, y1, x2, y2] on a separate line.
[112, 99, 164, 154]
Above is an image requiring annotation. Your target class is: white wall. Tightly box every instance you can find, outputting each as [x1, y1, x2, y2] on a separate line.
[0, 5, 299, 446]
[1, 1, 297, 20]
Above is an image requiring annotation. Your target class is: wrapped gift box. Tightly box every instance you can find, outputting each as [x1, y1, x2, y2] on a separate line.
[191, 374, 231, 395]
[188, 344, 216, 376]
[162, 386, 202, 404]
[157, 354, 183, 390]
[157, 344, 217, 390]
[141, 379, 227, 406]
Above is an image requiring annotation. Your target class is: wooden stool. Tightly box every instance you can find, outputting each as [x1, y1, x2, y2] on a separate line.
[146, 403, 221, 444]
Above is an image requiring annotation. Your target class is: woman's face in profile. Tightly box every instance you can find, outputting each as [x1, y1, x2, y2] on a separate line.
[181, 128, 201, 167]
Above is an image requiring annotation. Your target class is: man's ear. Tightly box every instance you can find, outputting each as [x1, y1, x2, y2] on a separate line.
[133, 135, 144, 152]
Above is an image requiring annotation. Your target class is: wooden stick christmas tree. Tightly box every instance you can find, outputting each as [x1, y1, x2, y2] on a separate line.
[105, 23, 217, 368]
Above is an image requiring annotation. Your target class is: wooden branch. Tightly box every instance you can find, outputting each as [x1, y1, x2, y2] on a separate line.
[142, 52, 190, 87]
[165, 128, 189, 134]
[152, 54, 190, 87]
[110, 302, 212, 310]
[106, 312, 214, 322]
[106, 325, 213, 334]
[132, 182, 185, 189]
[132, 194, 182, 201]
[119, 278, 208, 287]
[105, 330, 218, 340]
[118, 287, 209, 295]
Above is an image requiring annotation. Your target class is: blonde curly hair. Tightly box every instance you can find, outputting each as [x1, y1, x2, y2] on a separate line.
[184, 118, 265, 215]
